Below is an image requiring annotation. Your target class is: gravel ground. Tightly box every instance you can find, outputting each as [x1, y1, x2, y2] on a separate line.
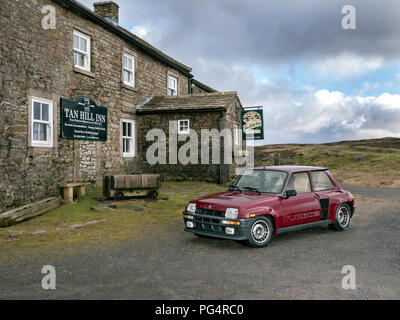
[0, 184, 399, 300]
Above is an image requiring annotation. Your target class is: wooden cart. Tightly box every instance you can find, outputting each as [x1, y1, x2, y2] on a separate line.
[103, 174, 160, 200]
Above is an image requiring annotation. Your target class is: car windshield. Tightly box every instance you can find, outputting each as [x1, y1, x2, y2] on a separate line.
[232, 170, 288, 194]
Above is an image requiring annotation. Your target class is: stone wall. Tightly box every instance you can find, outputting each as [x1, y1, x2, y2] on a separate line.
[0, 0, 190, 213]
[136, 100, 244, 184]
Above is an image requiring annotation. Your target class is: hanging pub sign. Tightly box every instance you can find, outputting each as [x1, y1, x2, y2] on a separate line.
[60, 97, 108, 141]
[241, 108, 264, 140]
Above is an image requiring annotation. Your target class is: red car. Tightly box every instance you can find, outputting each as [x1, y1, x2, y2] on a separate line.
[183, 166, 355, 248]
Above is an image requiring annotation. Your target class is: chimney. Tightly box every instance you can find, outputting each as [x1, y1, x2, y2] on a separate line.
[93, 1, 120, 25]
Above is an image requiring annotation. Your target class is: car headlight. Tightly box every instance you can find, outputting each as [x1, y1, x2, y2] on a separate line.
[225, 208, 239, 219]
[187, 203, 196, 213]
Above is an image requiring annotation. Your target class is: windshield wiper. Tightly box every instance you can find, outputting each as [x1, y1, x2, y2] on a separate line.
[229, 185, 242, 192]
[241, 187, 261, 194]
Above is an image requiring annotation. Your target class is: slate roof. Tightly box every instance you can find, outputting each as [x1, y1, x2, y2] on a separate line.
[135, 92, 241, 114]
[192, 79, 217, 93]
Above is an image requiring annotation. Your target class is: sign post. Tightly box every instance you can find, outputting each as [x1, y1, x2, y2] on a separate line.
[60, 97, 108, 141]
[241, 108, 264, 141]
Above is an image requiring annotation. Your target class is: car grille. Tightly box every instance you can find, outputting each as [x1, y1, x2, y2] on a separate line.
[195, 208, 225, 217]
[193, 208, 226, 232]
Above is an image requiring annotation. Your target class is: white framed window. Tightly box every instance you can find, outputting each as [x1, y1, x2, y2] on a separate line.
[122, 119, 135, 157]
[123, 53, 135, 87]
[31, 97, 53, 148]
[178, 119, 190, 134]
[73, 30, 91, 71]
[234, 124, 240, 145]
[168, 75, 178, 96]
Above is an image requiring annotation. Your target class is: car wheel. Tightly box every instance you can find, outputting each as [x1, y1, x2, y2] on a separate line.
[244, 216, 274, 248]
[114, 191, 124, 201]
[148, 190, 159, 200]
[330, 203, 351, 231]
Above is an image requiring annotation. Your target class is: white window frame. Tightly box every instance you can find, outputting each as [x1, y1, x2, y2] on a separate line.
[123, 53, 135, 87]
[122, 119, 135, 158]
[31, 97, 53, 148]
[73, 30, 91, 72]
[178, 119, 190, 135]
[234, 124, 240, 145]
[168, 75, 178, 96]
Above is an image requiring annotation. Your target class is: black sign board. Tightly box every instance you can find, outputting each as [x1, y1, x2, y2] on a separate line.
[241, 108, 264, 140]
[61, 97, 108, 141]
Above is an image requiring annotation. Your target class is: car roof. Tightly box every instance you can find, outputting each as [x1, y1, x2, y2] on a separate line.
[254, 166, 328, 173]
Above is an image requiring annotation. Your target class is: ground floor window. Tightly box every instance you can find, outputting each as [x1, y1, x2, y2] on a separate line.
[178, 119, 190, 134]
[31, 97, 53, 148]
[122, 119, 135, 157]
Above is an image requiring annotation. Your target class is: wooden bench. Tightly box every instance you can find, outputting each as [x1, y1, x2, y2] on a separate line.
[61, 182, 92, 202]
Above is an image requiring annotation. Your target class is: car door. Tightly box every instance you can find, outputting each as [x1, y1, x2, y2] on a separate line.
[279, 172, 321, 228]
[310, 171, 336, 220]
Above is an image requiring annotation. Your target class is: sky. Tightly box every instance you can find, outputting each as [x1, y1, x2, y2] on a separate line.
[79, 0, 400, 145]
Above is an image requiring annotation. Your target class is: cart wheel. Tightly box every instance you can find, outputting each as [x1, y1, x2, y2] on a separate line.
[148, 190, 159, 200]
[114, 191, 124, 201]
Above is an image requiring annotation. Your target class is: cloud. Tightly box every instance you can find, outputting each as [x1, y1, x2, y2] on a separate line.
[310, 53, 384, 80]
[254, 88, 400, 144]
[129, 24, 163, 44]
[77, 0, 400, 144]
[80, 0, 400, 67]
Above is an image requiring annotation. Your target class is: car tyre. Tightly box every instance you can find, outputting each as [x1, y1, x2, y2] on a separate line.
[330, 203, 351, 231]
[114, 191, 124, 201]
[148, 189, 159, 200]
[243, 216, 274, 248]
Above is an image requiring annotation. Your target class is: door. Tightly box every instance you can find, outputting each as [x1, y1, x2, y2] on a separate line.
[280, 172, 321, 227]
[310, 170, 336, 220]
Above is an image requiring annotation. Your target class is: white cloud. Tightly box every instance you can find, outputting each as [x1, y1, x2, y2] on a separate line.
[311, 53, 384, 80]
[130, 24, 162, 44]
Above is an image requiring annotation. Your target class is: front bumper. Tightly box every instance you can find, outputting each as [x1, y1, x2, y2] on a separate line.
[183, 211, 253, 241]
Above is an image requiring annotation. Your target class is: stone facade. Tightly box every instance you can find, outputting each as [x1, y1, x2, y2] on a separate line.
[135, 92, 244, 183]
[0, 0, 244, 213]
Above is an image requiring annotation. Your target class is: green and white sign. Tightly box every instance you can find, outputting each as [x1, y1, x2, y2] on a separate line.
[241, 109, 264, 140]
[61, 97, 108, 141]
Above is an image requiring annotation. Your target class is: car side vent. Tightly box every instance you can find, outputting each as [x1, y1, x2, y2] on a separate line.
[320, 198, 329, 221]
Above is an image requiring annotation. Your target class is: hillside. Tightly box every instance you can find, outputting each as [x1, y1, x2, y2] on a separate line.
[254, 137, 400, 188]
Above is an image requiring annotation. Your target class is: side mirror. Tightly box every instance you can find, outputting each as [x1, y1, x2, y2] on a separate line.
[285, 190, 297, 198]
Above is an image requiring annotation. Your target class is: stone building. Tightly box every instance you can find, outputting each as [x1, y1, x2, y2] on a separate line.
[191, 80, 217, 94]
[0, 0, 245, 213]
[136, 92, 244, 183]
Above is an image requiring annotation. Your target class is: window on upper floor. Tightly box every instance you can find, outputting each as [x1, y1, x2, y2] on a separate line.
[73, 30, 91, 71]
[122, 119, 135, 157]
[178, 119, 190, 134]
[168, 75, 178, 96]
[31, 97, 53, 148]
[123, 53, 135, 87]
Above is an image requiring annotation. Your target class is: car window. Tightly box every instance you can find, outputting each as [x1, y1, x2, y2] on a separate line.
[286, 172, 311, 194]
[235, 170, 287, 194]
[311, 171, 335, 191]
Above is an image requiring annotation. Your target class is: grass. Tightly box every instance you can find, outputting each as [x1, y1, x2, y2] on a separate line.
[255, 137, 400, 188]
[0, 181, 226, 264]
